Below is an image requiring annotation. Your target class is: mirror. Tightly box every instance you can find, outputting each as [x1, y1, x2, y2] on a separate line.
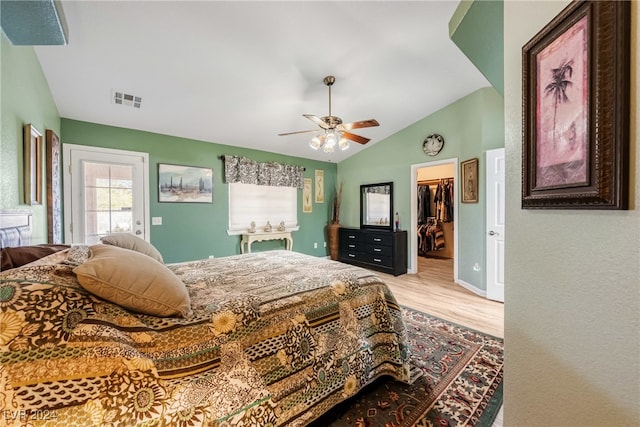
[360, 182, 393, 231]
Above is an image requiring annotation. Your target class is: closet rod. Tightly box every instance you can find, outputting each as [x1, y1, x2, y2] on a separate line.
[418, 177, 453, 185]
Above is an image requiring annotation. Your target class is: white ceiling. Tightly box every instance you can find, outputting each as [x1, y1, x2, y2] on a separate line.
[34, 0, 489, 163]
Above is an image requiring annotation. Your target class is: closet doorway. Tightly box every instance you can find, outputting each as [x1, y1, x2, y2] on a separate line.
[409, 159, 458, 279]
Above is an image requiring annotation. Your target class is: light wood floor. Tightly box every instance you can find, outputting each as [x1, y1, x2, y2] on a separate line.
[373, 256, 505, 426]
[379, 256, 504, 338]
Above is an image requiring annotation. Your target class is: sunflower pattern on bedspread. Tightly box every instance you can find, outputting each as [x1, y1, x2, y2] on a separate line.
[0, 250, 410, 426]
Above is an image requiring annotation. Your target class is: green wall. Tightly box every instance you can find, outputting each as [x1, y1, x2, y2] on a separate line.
[0, 33, 60, 243]
[61, 119, 337, 263]
[337, 87, 504, 291]
[450, 0, 504, 96]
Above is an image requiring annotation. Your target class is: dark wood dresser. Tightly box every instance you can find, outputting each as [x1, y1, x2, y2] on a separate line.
[338, 227, 407, 276]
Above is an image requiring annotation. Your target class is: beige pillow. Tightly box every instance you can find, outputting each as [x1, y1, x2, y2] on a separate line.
[74, 244, 191, 318]
[100, 233, 164, 263]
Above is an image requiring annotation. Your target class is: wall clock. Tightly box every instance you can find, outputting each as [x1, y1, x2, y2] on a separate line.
[422, 133, 445, 156]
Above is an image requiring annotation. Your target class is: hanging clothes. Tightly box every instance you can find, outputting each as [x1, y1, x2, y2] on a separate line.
[417, 184, 431, 224]
[445, 179, 454, 222]
[417, 177, 453, 257]
[416, 218, 445, 255]
[433, 179, 453, 223]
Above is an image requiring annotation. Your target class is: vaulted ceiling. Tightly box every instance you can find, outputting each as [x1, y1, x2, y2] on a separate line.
[30, 1, 489, 162]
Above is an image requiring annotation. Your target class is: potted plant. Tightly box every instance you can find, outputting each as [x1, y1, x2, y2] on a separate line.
[326, 182, 342, 260]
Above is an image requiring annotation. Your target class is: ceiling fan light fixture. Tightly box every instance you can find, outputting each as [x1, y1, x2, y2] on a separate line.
[325, 130, 338, 148]
[280, 75, 379, 154]
[309, 135, 323, 150]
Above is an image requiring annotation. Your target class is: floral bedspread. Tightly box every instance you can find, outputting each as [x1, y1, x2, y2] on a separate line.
[0, 250, 410, 426]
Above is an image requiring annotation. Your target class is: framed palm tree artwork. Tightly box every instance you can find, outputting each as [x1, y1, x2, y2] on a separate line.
[522, 0, 630, 209]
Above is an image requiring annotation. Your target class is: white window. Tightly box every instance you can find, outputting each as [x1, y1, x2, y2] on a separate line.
[228, 183, 298, 234]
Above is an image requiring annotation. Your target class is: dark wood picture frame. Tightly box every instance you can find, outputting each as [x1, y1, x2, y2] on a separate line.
[23, 123, 43, 205]
[522, 0, 630, 209]
[461, 158, 479, 203]
[46, 129, 63, 243]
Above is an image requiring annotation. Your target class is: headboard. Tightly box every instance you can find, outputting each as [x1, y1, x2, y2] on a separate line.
[0, 210, 32, 248]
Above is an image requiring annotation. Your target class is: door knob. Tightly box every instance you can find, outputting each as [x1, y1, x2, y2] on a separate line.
[488, 230, 499, 236]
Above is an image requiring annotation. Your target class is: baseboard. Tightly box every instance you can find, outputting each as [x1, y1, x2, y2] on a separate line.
[455, 279, 486, 297]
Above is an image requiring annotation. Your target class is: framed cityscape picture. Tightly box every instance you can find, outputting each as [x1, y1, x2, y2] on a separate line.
[158, 163, 213, 203]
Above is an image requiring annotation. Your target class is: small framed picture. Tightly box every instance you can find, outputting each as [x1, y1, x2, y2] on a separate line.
[315, 169, 324, 203]
[303, 178, 312, 213]
[23, 123, 43, 205]
[158, 163, 213, 203]
[461, 158, 478, 203]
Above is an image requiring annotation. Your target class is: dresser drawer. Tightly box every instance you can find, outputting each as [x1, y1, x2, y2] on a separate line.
[341, 230, 361, 241]
[341, 240, 365, 251]
[361, 233, 393, 246]
[365, 244, 392, 257]
[341, 251, 366, 262]
[364, 253, 392, 267]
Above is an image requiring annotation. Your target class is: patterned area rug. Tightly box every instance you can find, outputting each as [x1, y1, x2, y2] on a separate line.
[311, 307, 504, 427]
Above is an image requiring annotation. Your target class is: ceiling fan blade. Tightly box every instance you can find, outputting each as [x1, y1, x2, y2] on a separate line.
[339, 119, 380, 131]
[342, 131, 370, 145]
[278, 129, 317, 136]
[303, 114, 329, 129]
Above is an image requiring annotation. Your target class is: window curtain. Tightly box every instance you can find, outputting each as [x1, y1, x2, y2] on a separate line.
[223, 155, 305, 189]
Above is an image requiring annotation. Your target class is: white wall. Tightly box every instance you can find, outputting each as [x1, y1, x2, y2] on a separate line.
[504, 1, 640, 425]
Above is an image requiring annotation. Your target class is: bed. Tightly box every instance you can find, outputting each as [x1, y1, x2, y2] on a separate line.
[0, 210, 33, 249]
[0, 219, 412, 426]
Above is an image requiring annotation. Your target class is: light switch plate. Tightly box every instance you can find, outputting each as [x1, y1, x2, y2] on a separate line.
[152, 217, 162, 225]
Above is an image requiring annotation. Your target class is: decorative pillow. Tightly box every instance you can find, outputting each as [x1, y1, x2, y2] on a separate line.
[62, 245, 92, 267]
[73, 244, 191, 318]
[100, 233, 163, 263]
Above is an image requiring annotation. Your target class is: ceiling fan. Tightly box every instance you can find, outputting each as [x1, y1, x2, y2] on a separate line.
[278, 75, 379, 152]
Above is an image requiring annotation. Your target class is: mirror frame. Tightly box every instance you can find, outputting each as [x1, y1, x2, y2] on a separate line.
[360, 182, 394, 231]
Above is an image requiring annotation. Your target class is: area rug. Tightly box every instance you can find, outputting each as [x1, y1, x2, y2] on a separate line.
[311, 307, 504, 427]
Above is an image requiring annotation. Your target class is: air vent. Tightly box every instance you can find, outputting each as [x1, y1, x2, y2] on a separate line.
[113, 90, 141, 108]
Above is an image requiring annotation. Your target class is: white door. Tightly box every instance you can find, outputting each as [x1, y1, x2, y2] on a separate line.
[63, 144, 149, 244]
[486, 148, 505, 302]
